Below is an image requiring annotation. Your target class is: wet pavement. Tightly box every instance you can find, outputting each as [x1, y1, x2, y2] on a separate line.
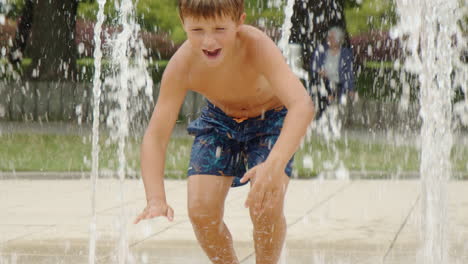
[1, 121, 467, 263]
[1, 178, 467, 264]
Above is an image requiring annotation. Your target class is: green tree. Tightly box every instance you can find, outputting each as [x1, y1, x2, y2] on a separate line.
[78, 0, 183, 42]
[136, 0, 183, 43]
[78, 0, 285, 44]
[7, 0, 95, 81]
[344, 0, 396, 35]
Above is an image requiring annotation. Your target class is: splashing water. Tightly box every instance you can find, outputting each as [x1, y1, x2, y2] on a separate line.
[277, 0, 295, 57]
[393, 0, 466, 263]
[89, 0, 153, 263]
[281, 0, 346, 180]
[89, 0, 107, 263]
[277, 0, 309, 82]
[105, 0, 153, 261]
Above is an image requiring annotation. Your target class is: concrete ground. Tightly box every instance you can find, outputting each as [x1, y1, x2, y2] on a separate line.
[1, 178, 467, 264]
[1, 121, 467, 263]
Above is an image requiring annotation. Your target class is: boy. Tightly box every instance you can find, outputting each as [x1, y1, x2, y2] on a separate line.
[134, 0, 314, 263]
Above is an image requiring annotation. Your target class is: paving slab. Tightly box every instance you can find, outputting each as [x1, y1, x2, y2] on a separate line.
[385, 181, 468, 264]
[0, 179, 467, 264]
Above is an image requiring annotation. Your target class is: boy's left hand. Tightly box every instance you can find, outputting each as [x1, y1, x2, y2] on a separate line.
[239, 162, 288, 215]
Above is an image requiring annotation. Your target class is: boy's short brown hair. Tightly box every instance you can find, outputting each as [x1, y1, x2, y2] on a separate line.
[178, 0, 244, 22]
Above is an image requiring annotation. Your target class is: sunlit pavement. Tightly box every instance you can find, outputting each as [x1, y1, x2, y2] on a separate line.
[1, 178, 467, 264]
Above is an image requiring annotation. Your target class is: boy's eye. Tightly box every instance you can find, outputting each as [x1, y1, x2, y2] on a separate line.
[192, 28, 202, 31]
[216, 28, 225, 30]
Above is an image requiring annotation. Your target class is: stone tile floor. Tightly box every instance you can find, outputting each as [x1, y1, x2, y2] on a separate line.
[1, 179, 467, 263]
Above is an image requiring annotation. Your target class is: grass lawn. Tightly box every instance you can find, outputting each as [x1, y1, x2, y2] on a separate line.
[1, 133, 467, 178]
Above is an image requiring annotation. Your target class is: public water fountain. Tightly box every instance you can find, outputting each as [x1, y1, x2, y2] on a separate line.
[0, 0, 466, 263]
[42, 0, 468, 262]
[286, 0, 466, 262]
[89, 1, 106, 263]
[393, 0, 466, 262]
[89, 0, 153, 263]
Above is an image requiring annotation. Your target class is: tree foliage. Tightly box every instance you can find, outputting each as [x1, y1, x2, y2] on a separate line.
[3, 0, 398, 47]
[4, 0, 397, 43]
[77, 0, 284, 44]
[0, 0, 25, 17]
[344, 0, 396, 35]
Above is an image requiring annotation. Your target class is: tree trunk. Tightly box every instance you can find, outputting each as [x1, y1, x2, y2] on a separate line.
[289, 0, 349, 72]
[26, 0, 79, 81]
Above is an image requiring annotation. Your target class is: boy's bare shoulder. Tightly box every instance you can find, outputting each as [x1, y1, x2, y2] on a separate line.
[162, 41, 192, 84]
[238, 25, 279, 64]
[238, 25, 269, 41]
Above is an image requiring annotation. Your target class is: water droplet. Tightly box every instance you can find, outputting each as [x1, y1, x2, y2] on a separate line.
[78, 42, 85, 54]
[141, 252, 149, 263]
[32, 69, 39, 78]
[215, 146, 222, 158]
[302, 155, 313, 169]
[0, 104, 5, 118]
[367, 45, 373, 56]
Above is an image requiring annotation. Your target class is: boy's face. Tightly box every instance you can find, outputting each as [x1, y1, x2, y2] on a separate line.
[182, 14, 245, 67]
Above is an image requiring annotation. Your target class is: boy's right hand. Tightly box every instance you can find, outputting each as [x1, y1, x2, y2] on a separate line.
[133, 199, 174, 224]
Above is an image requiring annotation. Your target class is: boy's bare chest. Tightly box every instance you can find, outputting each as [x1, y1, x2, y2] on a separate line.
[190, 70, 272, 104]
[190, 73, 282, 117]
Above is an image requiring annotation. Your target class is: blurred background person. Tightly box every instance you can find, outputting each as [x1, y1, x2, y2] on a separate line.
[309, 26, 355, 119]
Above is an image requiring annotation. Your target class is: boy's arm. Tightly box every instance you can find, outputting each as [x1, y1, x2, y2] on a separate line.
[253, 33, 315, 170]
[240, 31, 314, 211]
[140, 57, 188, 206]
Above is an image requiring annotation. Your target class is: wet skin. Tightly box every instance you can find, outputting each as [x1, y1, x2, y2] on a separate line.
[135, 13, 314, 264]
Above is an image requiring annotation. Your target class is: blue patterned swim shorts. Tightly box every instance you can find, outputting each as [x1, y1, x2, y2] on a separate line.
[187, 101, 294, 187]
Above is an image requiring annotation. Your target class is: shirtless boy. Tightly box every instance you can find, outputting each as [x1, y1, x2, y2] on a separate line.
[134, 0, 315, 263]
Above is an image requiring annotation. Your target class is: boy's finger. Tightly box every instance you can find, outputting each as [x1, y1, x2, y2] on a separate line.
[245, 190, 254, 208]
[143, 214, 152, 220]
[133, 213, 145, 224]
[149, 211, 164, 219]
[263, 191, 273, 210]
[246, 181, 261, 208]
[240, 169, 255, 183]
[239, 175, 248, 183]
[167, 206, 174, 221]
[254, 190, 266, 214]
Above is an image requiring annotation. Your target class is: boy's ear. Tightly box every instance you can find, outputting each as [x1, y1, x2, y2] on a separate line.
[178, 13, 184, 25]
[179, 14, 189, 34]
[238, 12, 246, 25]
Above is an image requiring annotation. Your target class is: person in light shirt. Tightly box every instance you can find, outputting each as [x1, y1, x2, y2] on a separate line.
[310, 26, 355, 119]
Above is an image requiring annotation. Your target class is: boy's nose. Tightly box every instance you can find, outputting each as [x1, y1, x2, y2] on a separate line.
[202, 35, 216, 48]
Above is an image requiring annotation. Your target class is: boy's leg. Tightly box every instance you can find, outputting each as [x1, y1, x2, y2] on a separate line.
[249, 174, 289, 264]
[188, 174, 239, 264]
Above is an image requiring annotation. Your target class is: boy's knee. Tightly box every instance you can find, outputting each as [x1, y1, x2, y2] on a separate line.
[188, 201, 223, 227]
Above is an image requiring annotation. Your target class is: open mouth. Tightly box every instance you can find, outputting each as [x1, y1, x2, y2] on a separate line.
[203, 48, 222, 59]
